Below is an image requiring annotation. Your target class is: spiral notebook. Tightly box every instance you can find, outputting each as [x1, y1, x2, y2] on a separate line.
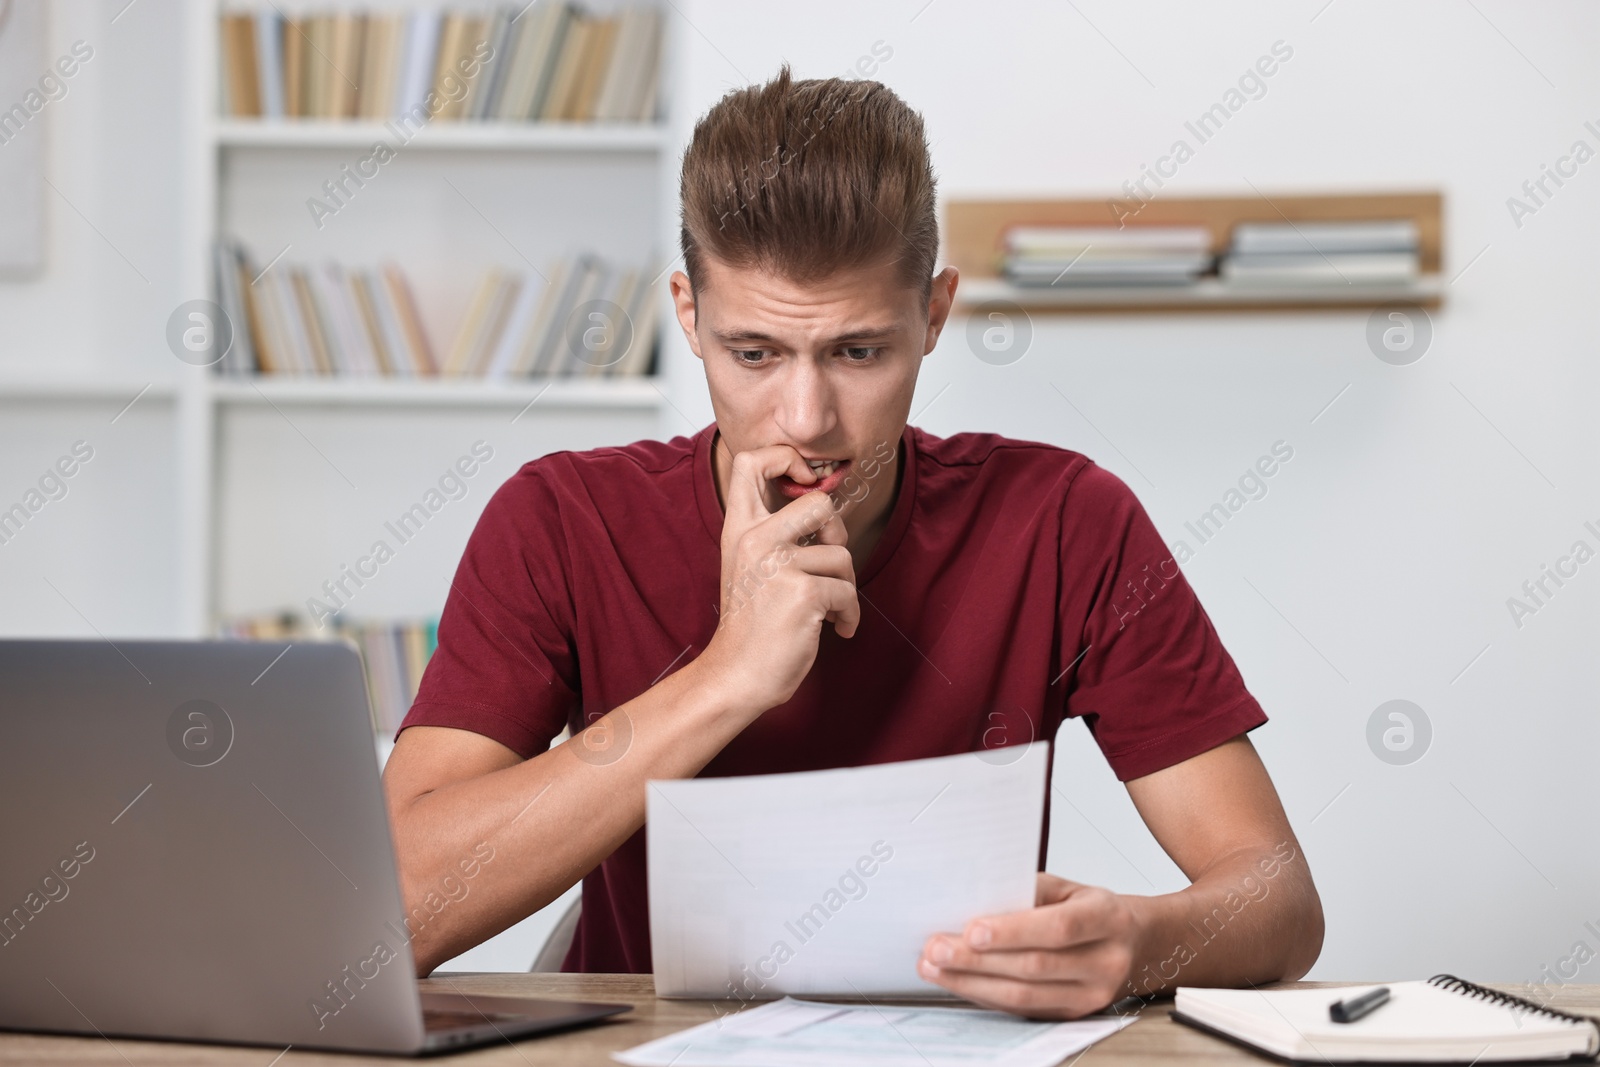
[1173, 975, 1600, 1063]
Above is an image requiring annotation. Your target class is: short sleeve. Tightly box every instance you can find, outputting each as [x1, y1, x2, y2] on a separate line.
[1059, 463, 1266, 781]
[397, 465, 580, 759]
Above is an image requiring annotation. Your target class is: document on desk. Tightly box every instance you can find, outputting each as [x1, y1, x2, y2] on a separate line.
[612, 997, 1136, 1067]
[647, 742, 1050, 998]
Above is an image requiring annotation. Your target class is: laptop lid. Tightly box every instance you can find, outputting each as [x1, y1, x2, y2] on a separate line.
[0, 639, 432, 1053]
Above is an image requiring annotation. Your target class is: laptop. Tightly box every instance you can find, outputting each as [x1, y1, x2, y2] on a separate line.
[0, 638, 630, 1055]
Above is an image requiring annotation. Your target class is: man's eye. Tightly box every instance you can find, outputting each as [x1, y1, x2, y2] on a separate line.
[842, 347, 881, 362]
[732, 349, 767, 364]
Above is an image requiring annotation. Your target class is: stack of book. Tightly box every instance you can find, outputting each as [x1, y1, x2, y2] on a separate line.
[442, 258, 659, 378]
[214, 244, 436, 376]
[1220, 219, 1419, 287]
[213, 243, 658, 379]
[221, 613, 438, 737]
[218, 3, 663, 123]
[1001, 226, 1213, 288]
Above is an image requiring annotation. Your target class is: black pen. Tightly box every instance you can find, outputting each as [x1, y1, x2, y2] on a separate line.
[1329, 986, 1390, 1023]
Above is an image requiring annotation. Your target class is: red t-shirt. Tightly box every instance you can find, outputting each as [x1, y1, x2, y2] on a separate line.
[400, 423, 1266, 973]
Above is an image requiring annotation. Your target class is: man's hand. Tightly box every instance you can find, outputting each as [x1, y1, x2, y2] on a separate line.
[918, 874, 1138, 1019]
[698, 444, 862, 714]
[915, 740, 1324, 1020]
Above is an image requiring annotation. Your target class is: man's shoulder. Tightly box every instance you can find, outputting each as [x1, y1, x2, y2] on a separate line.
[915, 426, 1101, 484]
[913, 427, 1141, 514]
[503, 432, 699, 493]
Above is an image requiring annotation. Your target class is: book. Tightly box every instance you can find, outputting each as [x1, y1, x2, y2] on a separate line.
[381, 264, 438, 374]
[303, 16, 328, 119]
[469, 7, 516, 120]
[1230, 219, 1419, 256]
[1005, 254, 1212, 287]
[1173, 975, 1600, 1063]
[213, 242, 257, 376]
[483, 272, 548, 379]
[569, 16, 618, 121]
[221, 615, 438, 735]
[283, 17, 304, 117]
[395, 10, 442, 120]
[240, 258, 280, 375]
[254, 12, 284, 118]
[1002, 225, 1214, 287]
[611, 268, 658, 378]
[271, 268, 313, 374]
[220, 249, 656, 379]
[524, 2, 576, 119]
[290, 268, 334, 374]
[509, 258, 570, 375]
[329, 13, 363, 118]
[1220, 251, 1419, 286]
[221, 14, 261, 118]
[1004, 225, 1213, 256]
[539, 14, 592, 120]
[466, 272, 524, 376]
[442, 269, 507, 375]
[356, 14, 400, 120]
[221, 4, 661, 124]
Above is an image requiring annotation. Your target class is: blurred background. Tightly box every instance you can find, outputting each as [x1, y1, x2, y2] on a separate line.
[1, 0, 1596, 983]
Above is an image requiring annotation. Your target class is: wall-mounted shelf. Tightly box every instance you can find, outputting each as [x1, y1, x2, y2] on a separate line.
[0, 377, 178, 402]
[957, 274, 1444, 312]
[213, 120, 670, 152]
[945, 191, 1444, 312]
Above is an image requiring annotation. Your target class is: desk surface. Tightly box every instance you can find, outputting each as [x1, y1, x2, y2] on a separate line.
[1, 975, 1596, 1065]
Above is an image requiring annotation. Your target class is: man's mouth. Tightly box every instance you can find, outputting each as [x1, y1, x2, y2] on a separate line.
[775, 458, 852, 499]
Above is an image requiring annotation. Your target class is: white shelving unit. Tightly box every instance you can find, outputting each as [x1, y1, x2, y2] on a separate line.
[180, 0, 681, 973]
[178, 0, 681, 638]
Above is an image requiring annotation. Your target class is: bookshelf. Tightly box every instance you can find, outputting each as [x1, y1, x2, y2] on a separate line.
[184, 0, 680, 645]
[945, 191, 1445, 312]
[186, 3, 682, 969]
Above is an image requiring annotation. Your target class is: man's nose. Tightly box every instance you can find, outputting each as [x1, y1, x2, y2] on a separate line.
[774, 359, 837, 443]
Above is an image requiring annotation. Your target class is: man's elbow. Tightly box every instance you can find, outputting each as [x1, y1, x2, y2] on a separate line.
[1279, 876, 1325, 980]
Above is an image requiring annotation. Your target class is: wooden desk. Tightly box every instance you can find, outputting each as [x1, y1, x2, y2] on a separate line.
[1, 976, 1595, 1065]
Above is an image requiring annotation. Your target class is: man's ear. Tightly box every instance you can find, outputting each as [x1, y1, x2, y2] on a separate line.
[923, 266, 960, 355]
[669, 270, 703, 360]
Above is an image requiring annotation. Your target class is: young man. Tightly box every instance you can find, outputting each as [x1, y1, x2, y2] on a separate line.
[383, 69, 1323, 1019]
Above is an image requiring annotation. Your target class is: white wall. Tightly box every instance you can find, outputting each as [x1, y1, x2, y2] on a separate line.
[0, 2, 190, 637]
[662, 0, 1600, 984]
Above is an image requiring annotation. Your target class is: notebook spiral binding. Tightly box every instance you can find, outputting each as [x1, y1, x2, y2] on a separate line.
[1429, 973, 1600, 1029]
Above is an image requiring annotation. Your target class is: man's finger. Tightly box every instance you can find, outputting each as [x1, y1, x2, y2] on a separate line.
[788, 544, 855, 583]
[815, 575, 861, 639]
[915, 962, 1106, 1021]
[921, 933, 1121, 983]
[961, 887, 1105, 952]
[764, 489, 848, 551]
[725, 445, 819, 526]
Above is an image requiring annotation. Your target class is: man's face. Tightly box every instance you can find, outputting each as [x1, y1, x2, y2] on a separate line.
[671, 256, 957, 522]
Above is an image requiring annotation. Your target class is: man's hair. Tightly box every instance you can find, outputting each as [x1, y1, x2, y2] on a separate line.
[679, 66, 938, 298]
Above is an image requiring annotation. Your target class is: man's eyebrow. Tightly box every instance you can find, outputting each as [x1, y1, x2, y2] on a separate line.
[710, 324, 904, 345]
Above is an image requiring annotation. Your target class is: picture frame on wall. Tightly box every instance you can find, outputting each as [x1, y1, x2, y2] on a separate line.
[0, 0, 46, 278]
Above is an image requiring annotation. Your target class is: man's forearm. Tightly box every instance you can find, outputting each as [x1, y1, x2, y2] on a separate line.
[1122, 839, 1322, 999]
[386, 656, 755, 975]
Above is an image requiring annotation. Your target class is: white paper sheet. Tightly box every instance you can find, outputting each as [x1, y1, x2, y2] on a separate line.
[647, 743, 1050, 998]
[611, 996, 1136, 1067]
